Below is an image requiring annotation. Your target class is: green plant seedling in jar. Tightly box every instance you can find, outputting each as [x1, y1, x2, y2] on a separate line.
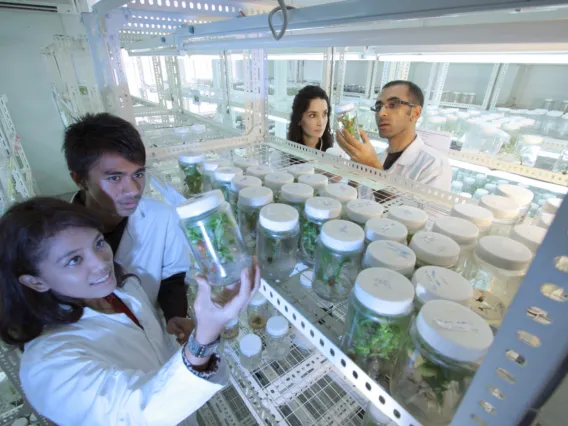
[300, 197, 342, 266]
[213, 166, 243, 202]
[264, 172, 294, 202]
[199, 158, 230, 192]
[279, 183, 314, 217]
[345, 199, 384, 227]
[312, 220, 365, 302]
[298, 173, 329, 196]
[287, 163, 315, 181]
[178, 152, 205, 196]
[386, 205, 428, 244]
[228, 175, 262, 217]
[238, 186, 274, 254]
[336, 103, 362, 142]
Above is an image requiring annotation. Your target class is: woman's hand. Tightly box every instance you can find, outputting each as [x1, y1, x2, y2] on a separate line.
[167, 317, 195, 344]
[336, 129, 383, 170]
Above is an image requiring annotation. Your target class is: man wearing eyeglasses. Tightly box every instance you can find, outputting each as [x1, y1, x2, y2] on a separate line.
[336, 80, 452, 191]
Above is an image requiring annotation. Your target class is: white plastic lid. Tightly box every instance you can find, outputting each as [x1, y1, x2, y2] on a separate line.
[231, 175, 262, 192]
[475, 236, 532, 270]
[264, 172, 294, 191]
[239, 334, 262, 357]
[335, 102, 356, 113]
[345, 199, 384, 224]
[246, 165, 274, 179]
[304, 197, 342, 220]
[178, 151, 205, 164]
[280, 183, 314, 203]
[502, 123, 520, 132]
[233, 156, 259, 169]
[259, 203, 299, 232]
[364, 240, 416, 277]
[409, 232, 461, 268]
[542, 197, 562, 214]
[451, 204, 494, 231]
[510, 224, 546, 253]
[365, 218, 408, 243]
[225, 317, 239, 328]
[412, 266, 473, 306]
[266, 316, 289, 337]
[200, 159, 230, 172]
[353, 268, 415, 316]
[546, 110, 564, 117]
[534, 212, 554, 229]
[320, 220, 365, 252]
[215, 166, 244, 183]
[520, 135, 544, 145]
[432, 217, 479, 247]
[298, 173, 329, 191]
[238, 186, 274, 208]
[480, 195, 520, 220]
[249, 292, 268, 306]
[176, 190, 224, 219]
[287, 163, 315, 178]
[495, 184, 534, 207]
[321, 183, 358, 203]
[416, 300, 493, 362]
[387, 205, 428, 233]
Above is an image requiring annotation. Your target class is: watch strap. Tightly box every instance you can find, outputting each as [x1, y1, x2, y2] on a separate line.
[187, 329, 220, 358]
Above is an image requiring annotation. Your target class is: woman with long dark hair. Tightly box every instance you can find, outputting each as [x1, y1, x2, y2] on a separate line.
[287, 85, 333, 151]
[0, 197, 260, 425]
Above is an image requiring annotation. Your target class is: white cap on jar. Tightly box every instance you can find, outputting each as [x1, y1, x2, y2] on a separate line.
[416, 300, 493, 363]
[259, 204, 299, 232]
[412, 266, 473, 306]
[520, 135, 544, 145]
[200, 158, 230, 172]
[353, 268, 415, 316]
[364, 218, 408, 244]
[298, 173, 329, 191]
[534, 212, 554, 229]
[239, 334, 262, 357]
[176, 190, 224, 219]
[475, 236, 532, 271]
[233, 156, 259, 169]
[304, 197, 342, 220]
[246, 165, 274, 180]
[364, 240, 416, 277]
[480, 195, 520, 220]
[280, 183, 314, 203]
[495, 184, 534, 207]
[345, 199, 384, 225]
[432, 216, 479, 247]
[238, 186, 274, 208]
[450, 203, 494, 231]
[287, 163, 315, 178]
[509, 224, 546, 254]
[321, 183, 358, 203]
[542, 197, 562, 214]
[264, 172, 294, 191]
[248, 292, 268, 306]
[320, 220, 364, 252]
[178, 151, 205, 165]
[409, 232, 461, 268]
[266, 316, 289, 337]
[231, 175, 262, 192]
[387, 205, 428, 234]
[215, 166, 244, 183]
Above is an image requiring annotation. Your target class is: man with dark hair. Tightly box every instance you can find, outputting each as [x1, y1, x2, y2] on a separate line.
[64, 113, 194, 342]
[336, 80, 451, 191]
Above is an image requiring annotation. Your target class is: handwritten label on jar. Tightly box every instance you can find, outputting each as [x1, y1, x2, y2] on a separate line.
[435, 319, 478, 333]
[384, 241, 413, 259]
[373, 277, 392, 290]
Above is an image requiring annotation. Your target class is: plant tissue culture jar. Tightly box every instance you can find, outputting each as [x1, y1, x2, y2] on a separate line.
[239, 334, 263, 370]
[386, 205, 428, 243]
[265, 316, 291, 361]
[279, 182, 314, 216]
[238, 186, 274, 254]
[363, 240, 416, 278]
[300, 197, 342, 266]
[345, 199, 384, 227]
[199, 159, 230, 192]
[364, 218, 408, 245]
[320, 183, 358, 205]
[298, 173, 329, 196]
[264, 172, 294, 202]
[178, 152, 205, 196]
[214, 166, 243, 201]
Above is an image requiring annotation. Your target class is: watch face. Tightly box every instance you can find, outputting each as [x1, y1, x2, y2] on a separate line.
[188, 331, 220, 358]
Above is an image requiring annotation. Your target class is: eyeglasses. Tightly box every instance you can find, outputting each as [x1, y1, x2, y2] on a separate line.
[371, 99, 416, 112]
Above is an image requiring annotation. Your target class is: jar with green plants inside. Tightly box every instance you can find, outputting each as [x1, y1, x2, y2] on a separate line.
[229, 175, 262, 217]
[298, 173, 329, 196]
[320, 183, 358, 205]
[300, 197, 342, 266]
[287, 163, 315, 181]
[238, 186, 274, 254]
[342, 267, 415, 381]
[336, 103, 362, 142]
[213, 166, 243, 202]
[312, 220, 365, 302]
[386, 205, 428, 244]
[178, 152, 205, 196]
[264, 172, 294, 202]
[390, 300, 493, 425]
[409, 232, 461, 270]
[199, 159, 230, 192]
[279, 183, 314, 217]
[345, 199, 384, 227]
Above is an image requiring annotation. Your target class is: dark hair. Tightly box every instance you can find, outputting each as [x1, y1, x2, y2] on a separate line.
[382, 80, 425, 107]
[288, 85, 333, 151]
[63, 113, 146, 181]
[0, 197, 128, 346]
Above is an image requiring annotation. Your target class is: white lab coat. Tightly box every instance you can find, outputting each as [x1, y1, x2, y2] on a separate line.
[19, 277, 227, 426]
[378, 135, 452, 192]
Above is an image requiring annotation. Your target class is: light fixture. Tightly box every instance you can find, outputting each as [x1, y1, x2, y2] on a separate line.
[379, 53, 568, 64]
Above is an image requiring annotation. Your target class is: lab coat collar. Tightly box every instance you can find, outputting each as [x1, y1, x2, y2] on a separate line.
[79, 280, 141, 321]
[380, 134, 424, 167]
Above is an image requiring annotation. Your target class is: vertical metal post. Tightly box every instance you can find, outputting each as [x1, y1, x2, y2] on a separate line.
[220, 50, 232, 127]
[424, 62, 439, 105]
[431, 62, 449, 106]
[481, 63, 501, 110]
[395, 61, 411, 80]
[365, 58, 380, 99]
[331, 47, 346, 107]
[165, 56, 184, 113]
[488, 63, 509, 110]
[321, 47, 334, 98]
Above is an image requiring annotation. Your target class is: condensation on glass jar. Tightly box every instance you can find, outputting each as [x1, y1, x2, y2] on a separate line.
[364, 217, 408, 245]
[247, 293, 269, 330]
[238, 186, 274, 254]
[300, 197, 342, 266]
[480, 194, 520, 236]
[433, 216, 479, 272]
[298, 173, 329, 195]
[495, 184, 534, 221]
[177, 190, 251, 287]
[280, 183, 314, 216]
[320, 183, 358, 205]
[387, 205, 428, 244]
[509, 224, 546, 255]
[362, 402, 395, 426]
[264, 172, 294, 201]
[229, 175, 262, 216]
[200, 159, 230, 192]
[342, 267, 415, 380]
[313, 220, 365, 302]
[287, 163, 315, 181]
[214, 166, 243, 201]
[409, 232, 461, 270]
[239, 334, 262, 370]
[516, 134, 543, 167]
[178, 152, 205, 196]
[390, 300, 493, 426]
[363, 240, 416, 278]
[257, 204, 300, 283]
[265, 316, 291, 361]
[345, 199, 384, 227]
[450, 203, 494, 237]
[246, 165, 274, 181]
[412, 266, 473, 312]
[233, 156, 259, 170]
[336, 103, 362, 142]
[221, 318, 240, 341]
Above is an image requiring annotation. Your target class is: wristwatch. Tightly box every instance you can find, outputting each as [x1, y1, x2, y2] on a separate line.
[187, 329, 220, 358]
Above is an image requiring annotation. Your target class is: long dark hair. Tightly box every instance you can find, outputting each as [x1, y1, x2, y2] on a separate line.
[0, 197, 127, 346]
[288, 85, 333, 151]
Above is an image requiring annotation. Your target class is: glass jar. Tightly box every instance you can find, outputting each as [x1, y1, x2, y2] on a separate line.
[450, 203, 494, 237]
[516, 135, 543, 167]
[526, 110, 546, 131]
[480, 195, 520, 236]
[391, 300, 493, 426]
[362, 402, 395, 426]
[298, 173, 329, 196]
[541, 197, 562, 215]
[336, 103, 362, 142]
[432, 217, 479, 272]
[425, 116, 447, 132]
[239, 334, 262, 370]
[509, 224, 546, 255]
[345, 199, 384, 227]
[412, 266, 473, 312]
[264, 172, 294, 202]
[495, 184, 534, 220]
[474, 173, 487, 190]
[233, 156, 258, 170]
[363, 240, 416, 278]
[386, 205, 428, 244]
[533, 211, 554, 229]
[342, 267, 415, 380]
[542, 110, 564, 136]
[247, 293, 268, 330]
[228, 175, 262, 216]
[177, 190, 251, 287]
[300, 197, 342, 266]
[541, 98, 556, 110]
[200, 159, 230, 192]
[470, 289, 506, 332]
[265, 316, 291, 361]
[557, 114, 568, 138]
[257, 204, 300, 283]
[500, 123, 521, 155]
[320, 183, 358, 205]
[409, 232, 461, 270]
[280, 183, 314, 216]
[462, 177, 476, 195]
[287, 163, 315, 181]
[472, 188, 489, 201]
[484, 183, 497, 194]
[553, 144, 568, 173]
[221, 318, 239, 341]
[444, 115, 458, 135]
[462, 235, 532, 308]
[178, 152, 205, 196]
[364, 218, 408, 245]
[214, 166, 243, 201]
[238, 186, 274, 254]
[246, 165, 274, 181]
[313, 220, 365, 302]
[451, 181, 463, 194]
